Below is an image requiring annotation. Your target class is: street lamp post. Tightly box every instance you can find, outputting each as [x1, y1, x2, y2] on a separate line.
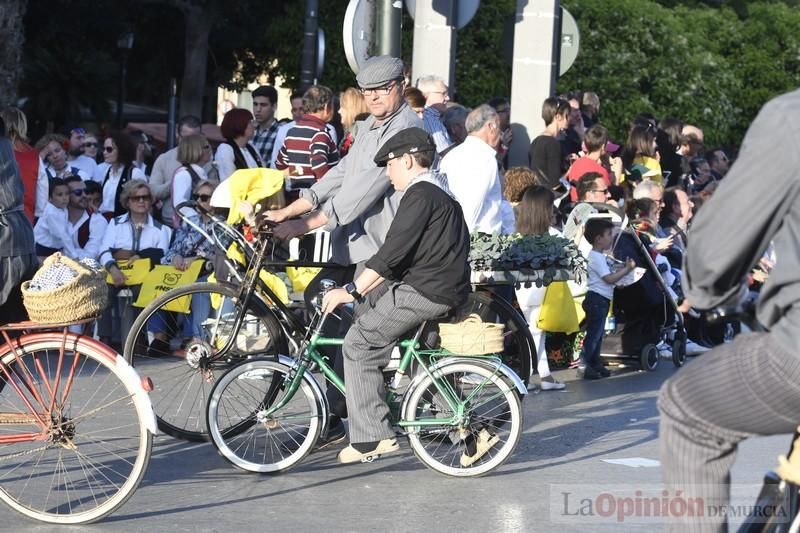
[116, 32, 135, 129]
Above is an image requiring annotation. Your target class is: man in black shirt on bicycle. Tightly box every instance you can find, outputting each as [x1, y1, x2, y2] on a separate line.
[321, 127, 474, 464]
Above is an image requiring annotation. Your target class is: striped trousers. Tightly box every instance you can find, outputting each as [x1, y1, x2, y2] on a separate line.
[658, 332, 800, 532]
[343, 282, 450, 444]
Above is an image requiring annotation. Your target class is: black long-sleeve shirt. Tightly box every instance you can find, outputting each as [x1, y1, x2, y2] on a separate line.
[528, 135, 563, 189]
[366, 178, 470, 308]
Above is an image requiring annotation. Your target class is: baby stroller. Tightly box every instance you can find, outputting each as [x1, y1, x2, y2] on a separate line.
[573, 203, 687, 371]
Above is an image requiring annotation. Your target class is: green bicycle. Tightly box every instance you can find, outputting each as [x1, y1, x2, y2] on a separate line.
[206, 301, 526, 477]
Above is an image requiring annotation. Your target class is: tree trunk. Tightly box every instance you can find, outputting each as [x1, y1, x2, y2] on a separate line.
[0, 0, 27, 107]
[180, 6, 212, 119]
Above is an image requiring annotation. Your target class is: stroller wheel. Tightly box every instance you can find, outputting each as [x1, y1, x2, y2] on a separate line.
[671, 339, 686, 367]
[640, 344, 659, 371]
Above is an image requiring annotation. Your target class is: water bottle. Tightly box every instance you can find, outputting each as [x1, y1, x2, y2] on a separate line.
[605, 314, 616, 333]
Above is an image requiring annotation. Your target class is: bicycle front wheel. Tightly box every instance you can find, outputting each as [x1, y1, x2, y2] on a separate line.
[404, 362, 522, 477]
[124, 282, 289, 441]
[207, 359, 323, 474]
[0, 336, 152, 524]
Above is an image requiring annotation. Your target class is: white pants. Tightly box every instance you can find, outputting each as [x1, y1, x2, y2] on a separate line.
[515, 285, 551, 379]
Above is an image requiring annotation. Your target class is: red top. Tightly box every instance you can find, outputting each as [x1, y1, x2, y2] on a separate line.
[13, 143, 39, 223]
[566, 156, 611, 202]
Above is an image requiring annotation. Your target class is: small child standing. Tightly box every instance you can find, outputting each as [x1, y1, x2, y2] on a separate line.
[580, 218, 635, 380]
[33, 177, 73, 260]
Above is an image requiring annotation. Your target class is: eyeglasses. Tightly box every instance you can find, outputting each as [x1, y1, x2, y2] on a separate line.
[592, 188, 610, 194]
[360, 81, 397, 96]
[83, 142, 98, 148]
[192, 194, 212, 202]
[128, 195, 151, 203]
[103, 146, 115, 153]
[70, 189, 86, 196]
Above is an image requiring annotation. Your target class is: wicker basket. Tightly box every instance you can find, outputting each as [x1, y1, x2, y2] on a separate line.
[21, 253, 108, 324]
[439, 314, 505, 356]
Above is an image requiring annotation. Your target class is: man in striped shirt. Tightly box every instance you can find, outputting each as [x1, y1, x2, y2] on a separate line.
[416, 75, 453, 157]
[275, 85, 339, 200]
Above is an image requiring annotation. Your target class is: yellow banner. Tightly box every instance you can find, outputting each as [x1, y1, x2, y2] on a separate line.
[107, 258, 151, 285]
[133, 259, 204, 312]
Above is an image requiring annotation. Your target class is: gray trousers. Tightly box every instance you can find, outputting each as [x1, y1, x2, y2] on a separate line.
[343, 282, 450, 444]
[658, 332, 800, 532]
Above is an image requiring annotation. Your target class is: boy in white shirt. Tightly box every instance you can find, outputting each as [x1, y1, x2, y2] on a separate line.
[580, 218, 635, 380]
[33, 178, 73, 260]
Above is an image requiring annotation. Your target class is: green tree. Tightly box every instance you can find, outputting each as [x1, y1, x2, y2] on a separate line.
[0, 0, 27, 108]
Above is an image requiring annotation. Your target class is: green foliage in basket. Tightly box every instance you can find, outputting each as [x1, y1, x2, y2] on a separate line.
[469, 233, 587, 286]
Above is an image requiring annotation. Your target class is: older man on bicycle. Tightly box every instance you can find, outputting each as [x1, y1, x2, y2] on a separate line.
[321, 127, 472, 464]
[659, 88, 800, 531]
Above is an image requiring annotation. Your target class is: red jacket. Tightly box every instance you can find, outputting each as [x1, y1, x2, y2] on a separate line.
[13, 143, 39, 223]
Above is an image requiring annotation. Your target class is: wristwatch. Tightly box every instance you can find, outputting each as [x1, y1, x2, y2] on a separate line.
[344, 282, 363, 302]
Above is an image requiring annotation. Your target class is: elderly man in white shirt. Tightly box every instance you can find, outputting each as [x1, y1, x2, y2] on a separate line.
[440, 104, 506, 234]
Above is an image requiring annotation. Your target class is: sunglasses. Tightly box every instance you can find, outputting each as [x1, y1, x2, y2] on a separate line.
[103, 146, 115, 153]
[70, 189, 86, 196]
[192, 194, 212, 202]
[83, 142, 98, 148]
[129, 195, 152, 203]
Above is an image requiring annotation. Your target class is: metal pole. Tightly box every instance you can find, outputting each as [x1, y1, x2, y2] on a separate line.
[116, 51, 127, 129]
[376, 0, 401, 57]
[166, 78, 178, 150]
[300, 0, 319, 91]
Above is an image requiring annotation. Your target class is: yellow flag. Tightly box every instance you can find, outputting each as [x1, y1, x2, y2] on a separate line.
[133, 259, 204, 312]
[107, 258, 151, 285]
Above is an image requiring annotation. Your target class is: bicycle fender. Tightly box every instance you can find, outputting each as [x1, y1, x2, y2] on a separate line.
[404, 357, 528, 401]
[115, 354, 158, 435]
[276, 354, 330, 432]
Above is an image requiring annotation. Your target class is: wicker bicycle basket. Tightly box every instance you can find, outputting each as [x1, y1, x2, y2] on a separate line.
[438, 313, 505, 356]
[21, 253, 108, 324]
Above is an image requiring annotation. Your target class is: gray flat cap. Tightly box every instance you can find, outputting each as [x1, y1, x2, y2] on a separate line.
[356, 55, 404, 89]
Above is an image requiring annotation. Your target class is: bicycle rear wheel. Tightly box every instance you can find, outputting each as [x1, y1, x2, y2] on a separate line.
[207, 359, 323, 473]
[404, 362, 522, 477]
[124, 282, 288, 441]
[0, 336, 152, 524]
[464, 291, 532, 384]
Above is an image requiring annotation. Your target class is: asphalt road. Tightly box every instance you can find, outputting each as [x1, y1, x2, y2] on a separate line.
[4, 355, 790, 532]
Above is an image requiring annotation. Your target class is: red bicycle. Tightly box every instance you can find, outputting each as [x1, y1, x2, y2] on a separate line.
[0, 318, 155, 524]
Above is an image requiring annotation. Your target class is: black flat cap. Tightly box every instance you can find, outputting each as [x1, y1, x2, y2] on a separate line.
[374, 127, 436, 166]
[356, 55, 404, 89]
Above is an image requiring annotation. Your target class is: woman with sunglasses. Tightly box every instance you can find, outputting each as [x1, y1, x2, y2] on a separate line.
[99, 131, 147, 218]
[215, 108, 262, 182]
[83, 132, 100, 163]
[170, 134, 212, 227]
[98, 180, 171, 348]
[148, 179, 218, 351]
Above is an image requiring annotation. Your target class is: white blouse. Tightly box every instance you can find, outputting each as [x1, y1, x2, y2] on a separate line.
[99, 213, 172, 267]
[100, 165, 147, 214]
[215, 143, 258, 182]
[171, 164, 208, 225]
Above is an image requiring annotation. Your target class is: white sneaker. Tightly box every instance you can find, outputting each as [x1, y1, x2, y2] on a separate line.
[540, 379, 566, 391]
[685, 340, 711, 355]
